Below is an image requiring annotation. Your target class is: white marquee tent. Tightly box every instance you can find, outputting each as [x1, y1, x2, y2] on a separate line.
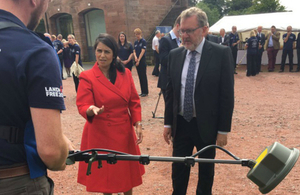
[210, 12, 300, 34]
[209, 12, 300, 65]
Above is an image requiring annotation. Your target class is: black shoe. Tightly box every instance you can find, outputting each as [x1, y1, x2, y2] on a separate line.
[62, 77, 66, 80]
[289, 70, 293, 72]
[139, 93, 142, 96]
[140, 94, 148, 97]
[259, 70, 263, 72]
[279, 70, 284, 73]
[234, 71, 238, 74]
[295, 70, 300, 72]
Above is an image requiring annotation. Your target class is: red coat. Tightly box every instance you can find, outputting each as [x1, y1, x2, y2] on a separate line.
[76, 63, 145, 193]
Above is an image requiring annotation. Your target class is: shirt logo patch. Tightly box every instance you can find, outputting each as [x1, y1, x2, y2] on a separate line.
[45, 86, 64, 98]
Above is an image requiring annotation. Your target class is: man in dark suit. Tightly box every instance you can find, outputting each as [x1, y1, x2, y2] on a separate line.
[158, 15, 181, 101]
[256, 26, 265, 73]
[296, 32, 300, 72]
[206, 33, 219, 43]
[218, 28, 229, 46]
[163, 7, 234, 195]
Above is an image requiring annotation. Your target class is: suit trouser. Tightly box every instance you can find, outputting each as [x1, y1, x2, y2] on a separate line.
[247, 54, 257, 76]
[256, 50, 263, 73]
[152, 51, 160, 76]
[0, 174, 54, 195]
[73, 73, 79, 92]
[297, 49, 300, 71]
[136, 58, 149, 94]
[280, 49, 294, 71]
[231, 47, 238, 69]
[267, 47, 278, 70]
[172, 115, 216, 195]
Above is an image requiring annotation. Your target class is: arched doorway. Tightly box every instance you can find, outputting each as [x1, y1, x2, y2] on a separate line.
[56, 14, 74, 40]
[35, 19, 46, 34]
[84, 9, 106, 61]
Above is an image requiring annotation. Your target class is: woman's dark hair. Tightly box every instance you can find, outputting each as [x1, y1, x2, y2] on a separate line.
[94, 33, 125, 84]
[118, 32, 130, 49]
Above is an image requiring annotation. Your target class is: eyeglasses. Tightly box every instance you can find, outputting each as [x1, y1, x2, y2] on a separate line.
[178, 26, 202, 35]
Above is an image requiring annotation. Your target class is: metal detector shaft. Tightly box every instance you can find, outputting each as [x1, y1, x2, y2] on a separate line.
[68, 153, 252, 167]
[152, 90, 164, 119]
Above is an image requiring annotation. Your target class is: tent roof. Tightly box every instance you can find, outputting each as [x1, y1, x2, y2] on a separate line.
[209, 12, 300, 33]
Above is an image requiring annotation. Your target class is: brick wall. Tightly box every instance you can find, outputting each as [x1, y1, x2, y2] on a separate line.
[45, 0, 176, 61]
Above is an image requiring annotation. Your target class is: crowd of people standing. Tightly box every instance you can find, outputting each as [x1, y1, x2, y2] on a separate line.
[218, 25, 300, 76]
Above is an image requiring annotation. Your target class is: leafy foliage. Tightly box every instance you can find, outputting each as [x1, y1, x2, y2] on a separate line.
[197, 2, 221, 26]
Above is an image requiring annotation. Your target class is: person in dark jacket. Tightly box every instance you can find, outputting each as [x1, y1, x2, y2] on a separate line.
[256, 26, 265, 73]
[229, 26, 240, 74]
[158, 15, 181, 101]
[296, 32, 300, 72]
[218, 28, 229, 46]
[245, 30, 258, 76]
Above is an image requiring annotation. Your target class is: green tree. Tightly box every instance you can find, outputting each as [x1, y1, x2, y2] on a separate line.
[225, 0, 252, 15]
[248, 0, 286, 13]
[202, 0, 225, 15]
[196, 2, 221, 26]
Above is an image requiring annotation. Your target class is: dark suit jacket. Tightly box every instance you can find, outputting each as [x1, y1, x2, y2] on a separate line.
[296, 33, 300, 49]
[256, 33, 265, 52]
[206, 34, 219, 44]
[218, 35, 230, 46]
[158, 33, 178, 89]
[164, 40, 234, 143]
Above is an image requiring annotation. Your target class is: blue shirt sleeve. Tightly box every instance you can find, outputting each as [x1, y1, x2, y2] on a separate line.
[142, 39, 147, 50]
[27, 46, 65, 110]
[129, 43, 133, 53]
[75, 44, 81, 55]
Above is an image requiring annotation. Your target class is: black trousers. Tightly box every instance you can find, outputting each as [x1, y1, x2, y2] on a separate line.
[136, 58, 149, 94]
[172, 115, 216, 195]
[231, 47, 238, 69]
[73, 73, 79, 92]
[297, 49, 300, 71]
[161, 88, 166, 103]
[247, 54, 257, 76]
[256, 50, 263, 73]
[280, 49, 294, 71]
[152, 51, 160, 76]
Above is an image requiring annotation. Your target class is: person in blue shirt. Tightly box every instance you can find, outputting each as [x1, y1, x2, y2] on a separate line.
[229, 26, 240, 74]
[0, 0, 71, 194]
[68, 34, 83, 92]
[118, 32, 134, 71]
[245, 30, 258, 76]
[133, 28, 149, 97]
[53, 34, 65, 79]
[279, 26, 296, 72]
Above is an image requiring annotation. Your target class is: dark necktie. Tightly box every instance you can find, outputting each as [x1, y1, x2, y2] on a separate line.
[183, 51, 197, 122]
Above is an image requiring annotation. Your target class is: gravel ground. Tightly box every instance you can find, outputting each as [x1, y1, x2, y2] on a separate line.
[49, 64, 300, 195]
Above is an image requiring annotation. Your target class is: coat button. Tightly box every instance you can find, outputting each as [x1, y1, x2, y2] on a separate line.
[106, 114, 110, 118]
[107, 123, 111, 126]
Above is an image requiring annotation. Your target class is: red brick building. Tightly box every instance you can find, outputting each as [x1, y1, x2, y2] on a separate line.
[42, 0, 187, 61]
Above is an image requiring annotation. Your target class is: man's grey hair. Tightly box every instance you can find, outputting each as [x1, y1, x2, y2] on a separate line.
[155, 30, 160, 35]
[180, 7, 208, 28]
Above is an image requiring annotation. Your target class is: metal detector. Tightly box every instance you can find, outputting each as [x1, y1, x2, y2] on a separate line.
[152, 90, 164, 119]
[67, 142, 299, 194]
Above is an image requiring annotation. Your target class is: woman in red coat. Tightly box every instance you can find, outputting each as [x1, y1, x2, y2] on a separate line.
[76, 33, 145, 195]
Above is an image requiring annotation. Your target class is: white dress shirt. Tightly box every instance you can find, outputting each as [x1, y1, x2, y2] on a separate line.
[152, 36, 159, 51]
[178, 38, 205, 116]
[165, 38, 228, 134]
